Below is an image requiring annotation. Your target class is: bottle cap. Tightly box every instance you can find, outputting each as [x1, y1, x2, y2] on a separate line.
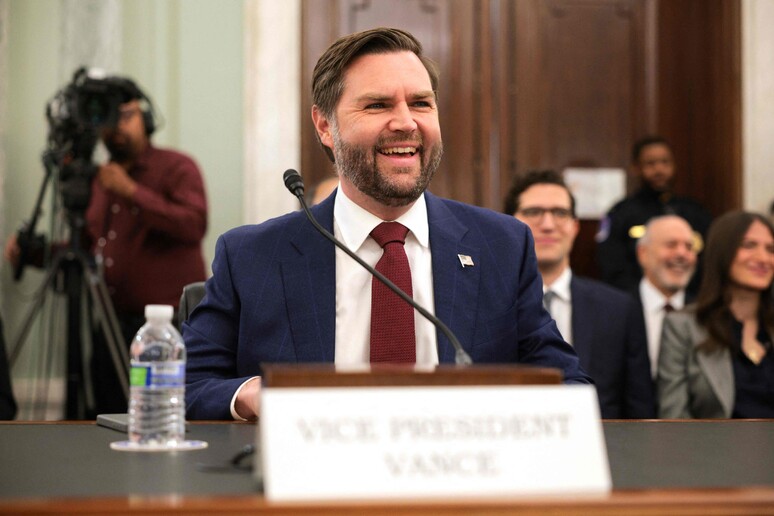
[145, 304, 174, 321]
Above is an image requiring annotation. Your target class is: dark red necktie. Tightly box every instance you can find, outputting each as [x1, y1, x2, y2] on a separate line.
[369, 222, 416, 363]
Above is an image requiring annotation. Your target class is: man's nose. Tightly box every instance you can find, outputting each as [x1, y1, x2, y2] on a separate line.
[537, 213, 558, 230]
[389, 103, 418, 133]
[675, 243, 694, 259]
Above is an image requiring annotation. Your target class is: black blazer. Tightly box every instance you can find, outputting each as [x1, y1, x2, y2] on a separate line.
[570, 276, 655, 418]
[0, 316, 17, 420]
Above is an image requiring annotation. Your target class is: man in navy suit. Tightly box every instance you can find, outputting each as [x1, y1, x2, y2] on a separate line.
[505, 170, 654, 418]
[184, 28, 590, 421]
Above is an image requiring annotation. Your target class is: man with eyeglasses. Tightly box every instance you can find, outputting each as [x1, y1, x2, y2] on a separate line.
[504, 170, 655, 418]
[4, 74, 208, 416]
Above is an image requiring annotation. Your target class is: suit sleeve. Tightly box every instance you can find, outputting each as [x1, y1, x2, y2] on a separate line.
[184, 234, 252, 420]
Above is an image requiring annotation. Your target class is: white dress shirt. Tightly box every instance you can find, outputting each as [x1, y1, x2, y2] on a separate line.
[544, 267, 573, 346]
[639, 278, 686, 378]
[333, 187, 439, 366]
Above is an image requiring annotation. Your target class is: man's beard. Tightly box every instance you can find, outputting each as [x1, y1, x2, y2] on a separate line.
[331, 126, 443, 207]
[655, 262, 695, 293]
[103, 133, 139, 163]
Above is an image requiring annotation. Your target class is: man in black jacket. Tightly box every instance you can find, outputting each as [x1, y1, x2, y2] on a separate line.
[596, 136, 711, 295]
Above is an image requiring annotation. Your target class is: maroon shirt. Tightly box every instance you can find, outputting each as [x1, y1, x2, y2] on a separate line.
[86, 145, 207, 314]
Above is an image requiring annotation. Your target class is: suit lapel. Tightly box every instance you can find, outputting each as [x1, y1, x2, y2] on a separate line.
[283, 197, 336, 362]
[426, 194, 480, 363]
[695, 341, 734, 416]
[569, 278, 593, 371]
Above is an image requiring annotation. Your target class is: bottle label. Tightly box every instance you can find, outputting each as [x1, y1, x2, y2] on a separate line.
[130, 361, 185, 388]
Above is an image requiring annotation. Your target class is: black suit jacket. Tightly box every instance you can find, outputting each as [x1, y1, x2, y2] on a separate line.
[570, 276, 655, 418]
[0, 316, 17, 420]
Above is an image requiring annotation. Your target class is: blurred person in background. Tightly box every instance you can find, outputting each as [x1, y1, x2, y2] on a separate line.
[597, 136, 711, 296]
[506, 170, 654, 418]
[0, 315, 17, 420]
[635, 215, 698, 379]
[658, 211, 774, 418]
[4, 73, 208, 416]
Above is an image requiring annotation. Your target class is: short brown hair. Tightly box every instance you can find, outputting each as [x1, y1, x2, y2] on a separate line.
[311, 27, 439, 162]
[503, 169, 576, 218]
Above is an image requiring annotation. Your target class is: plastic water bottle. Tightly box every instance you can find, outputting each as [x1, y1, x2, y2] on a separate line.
[128, 304, 186, 448]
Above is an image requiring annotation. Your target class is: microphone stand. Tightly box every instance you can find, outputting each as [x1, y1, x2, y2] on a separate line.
[283, 169, 472, 366]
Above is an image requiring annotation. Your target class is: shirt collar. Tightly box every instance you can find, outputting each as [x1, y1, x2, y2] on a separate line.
[333, 187, 429, 251]
[640, 277, 686, 313]
[545, 267, 572, 302]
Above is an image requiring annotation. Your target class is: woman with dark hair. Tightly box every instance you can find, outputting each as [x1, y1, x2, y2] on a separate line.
[658, 211, 774, 418]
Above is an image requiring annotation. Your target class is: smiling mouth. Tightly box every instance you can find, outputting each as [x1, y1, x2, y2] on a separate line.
[379, 146, 418, 157]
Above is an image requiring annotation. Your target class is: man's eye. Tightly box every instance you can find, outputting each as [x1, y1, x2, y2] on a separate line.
[365, 103, 386, 109]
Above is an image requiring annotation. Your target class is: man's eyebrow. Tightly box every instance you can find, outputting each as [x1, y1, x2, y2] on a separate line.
[354, 91, 436, 102]
[354, 93, 391, 102]
[410, 90, 436, 100]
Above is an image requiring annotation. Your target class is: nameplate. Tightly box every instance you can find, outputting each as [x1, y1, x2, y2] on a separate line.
[259, 385, 610, 501]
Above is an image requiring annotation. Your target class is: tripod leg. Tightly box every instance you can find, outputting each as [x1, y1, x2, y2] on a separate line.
[8, 254, 64, 365]
[63, 255, 87, 419]
[83, 264, 130, 400]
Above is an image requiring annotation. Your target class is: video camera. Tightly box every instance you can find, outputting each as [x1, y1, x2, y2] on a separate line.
[46, 67, 144, 161]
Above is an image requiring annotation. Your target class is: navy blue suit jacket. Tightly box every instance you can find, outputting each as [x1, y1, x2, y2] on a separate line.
[570, 276, 655, 418]
[184, 192, 591, 419]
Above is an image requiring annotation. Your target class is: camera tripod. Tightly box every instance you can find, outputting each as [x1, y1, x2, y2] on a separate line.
[9, 156, 129, 420]
[9, 246, 130, 419]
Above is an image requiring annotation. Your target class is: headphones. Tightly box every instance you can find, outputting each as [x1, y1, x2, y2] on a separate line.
[117, 77, 158, 136]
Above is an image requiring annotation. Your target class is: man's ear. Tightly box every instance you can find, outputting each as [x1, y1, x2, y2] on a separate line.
[635, 242, 647, 269]
[312, 105, 334, 150]
[569, 218, 580, 242]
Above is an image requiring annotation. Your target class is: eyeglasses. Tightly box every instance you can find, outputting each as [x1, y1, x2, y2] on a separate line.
[517, 207, 574, 222]
[118, 108, 141, 122]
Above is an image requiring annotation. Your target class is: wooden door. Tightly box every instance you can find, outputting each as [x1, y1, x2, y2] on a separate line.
[300, 0, 741, 279]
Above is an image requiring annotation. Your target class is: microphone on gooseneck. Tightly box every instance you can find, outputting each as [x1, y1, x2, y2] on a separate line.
[282, 169, 473, 366]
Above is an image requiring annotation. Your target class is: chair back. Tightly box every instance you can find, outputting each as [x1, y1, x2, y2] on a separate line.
[178, 281, 206, 330]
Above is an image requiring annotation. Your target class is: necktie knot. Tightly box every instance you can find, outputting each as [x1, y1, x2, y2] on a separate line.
[664, 303, 675, 313]
[371, 222, 409, 248]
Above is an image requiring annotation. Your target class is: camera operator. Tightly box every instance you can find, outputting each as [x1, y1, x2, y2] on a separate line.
[4, 76, 208, 416]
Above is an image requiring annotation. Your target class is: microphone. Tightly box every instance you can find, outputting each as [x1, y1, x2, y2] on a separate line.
[282, 169, 473, 365]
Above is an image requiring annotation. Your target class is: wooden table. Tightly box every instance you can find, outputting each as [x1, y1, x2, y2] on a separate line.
[1, 419, 773, 515]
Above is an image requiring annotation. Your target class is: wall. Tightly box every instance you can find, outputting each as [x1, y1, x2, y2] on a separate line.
[743, 0, 774, 214]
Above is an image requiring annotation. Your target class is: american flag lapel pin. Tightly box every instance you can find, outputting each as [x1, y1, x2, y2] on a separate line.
[458, 254, 474, 268]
